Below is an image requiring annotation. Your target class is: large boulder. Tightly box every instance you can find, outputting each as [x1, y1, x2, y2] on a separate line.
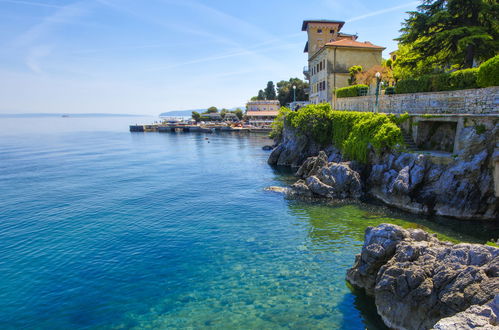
[288, 151, 363, 200]
[347, 224, 499, 330]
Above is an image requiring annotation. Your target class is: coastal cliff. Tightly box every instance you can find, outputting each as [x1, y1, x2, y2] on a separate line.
[346, 224, 499, 329]
[268, 112, 498, 221]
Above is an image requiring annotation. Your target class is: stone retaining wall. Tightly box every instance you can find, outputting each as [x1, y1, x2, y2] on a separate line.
[334, 86, 499, 114]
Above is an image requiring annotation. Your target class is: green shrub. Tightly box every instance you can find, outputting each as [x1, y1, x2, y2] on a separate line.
[336, 112, 403, 163]
[269, 107, 290, 140]
[385, 86, 395, 95]
[449, 68, 479, 89]
[395, 78, 420, 94]
[336, 84, 369, 98]
[477, 55, 499, 87]
[278, 104, 405, 162]
[286, 103, 333, 145]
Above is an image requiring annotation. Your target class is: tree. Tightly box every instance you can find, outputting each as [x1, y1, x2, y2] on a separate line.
[257, 90, 266, 100]
[264, 81, 277, 100]
[192, 111, 201, 122]
[220, 108, 228, 118]
[233, 108, 244, 120]
[355, 65, 394, 86]
[348, 65, 363, 85]
[206, 106, 218, 113]
[397, 0, 499, 69]
[276, 78, 309, 107]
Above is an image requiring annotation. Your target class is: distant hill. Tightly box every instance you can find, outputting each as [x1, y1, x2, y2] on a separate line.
[160, 107, 245, 117]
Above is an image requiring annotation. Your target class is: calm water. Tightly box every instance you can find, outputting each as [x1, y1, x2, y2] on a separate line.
[0, 117, 497, 329]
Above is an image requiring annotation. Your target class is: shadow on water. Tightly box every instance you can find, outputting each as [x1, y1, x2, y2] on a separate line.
[341, 283, 389, 330]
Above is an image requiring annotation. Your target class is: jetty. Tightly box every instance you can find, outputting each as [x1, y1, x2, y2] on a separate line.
[129, 123, 271, 133]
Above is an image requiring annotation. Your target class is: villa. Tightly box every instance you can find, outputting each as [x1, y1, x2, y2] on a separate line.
[246, 100, 280, 127]
[302, 20, 385, 104]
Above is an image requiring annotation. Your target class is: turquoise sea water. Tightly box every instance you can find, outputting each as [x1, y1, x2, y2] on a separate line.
[1, 117, 497, 329]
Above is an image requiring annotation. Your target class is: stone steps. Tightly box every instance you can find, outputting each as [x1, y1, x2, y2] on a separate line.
[402, 132, 418, 151]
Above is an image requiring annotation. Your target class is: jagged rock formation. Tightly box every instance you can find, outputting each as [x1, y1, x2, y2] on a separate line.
[268, 122, 498, 220]
[286, 151, 363, 199]
[347, 224, 499, 330]
[368, 126, 498, 220]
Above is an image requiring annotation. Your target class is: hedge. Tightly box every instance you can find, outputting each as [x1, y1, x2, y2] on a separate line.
[385, 86, 395, 95]
[450, 68, 479, 89]
[395, 56, 499, 94]
[283, 104, 404, 162]
[336, 84, 369, 98]
[477, 55, 499, 87]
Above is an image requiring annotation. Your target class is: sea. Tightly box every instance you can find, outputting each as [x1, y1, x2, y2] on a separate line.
[0, 116, 497, 329]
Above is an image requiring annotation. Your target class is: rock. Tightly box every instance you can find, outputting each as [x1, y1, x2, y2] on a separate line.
[296, 151, 328, 178]
[306, 175, 335, 197]
[347, 224, 499, 330]
[264, 186, 288, 194]
[267, 127, 321, 167]
[316, 162, 362, 198]
[287, 179, 313, 198]
[432, 295, 499, 329]
[262, 145, 273, 151]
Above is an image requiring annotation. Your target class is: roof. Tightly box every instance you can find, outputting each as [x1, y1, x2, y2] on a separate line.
[246, 111, 279, 117]
[325, 39, 385, 49]
[302, 20, 345, 31]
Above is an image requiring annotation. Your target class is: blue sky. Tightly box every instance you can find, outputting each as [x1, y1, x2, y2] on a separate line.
[0, 0, 419, 115]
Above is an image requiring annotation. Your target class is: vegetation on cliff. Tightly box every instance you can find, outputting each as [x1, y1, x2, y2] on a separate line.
[273, 104, 405, 163]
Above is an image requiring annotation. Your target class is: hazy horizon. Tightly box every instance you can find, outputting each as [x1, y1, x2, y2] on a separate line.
[0, 0, 419, 115]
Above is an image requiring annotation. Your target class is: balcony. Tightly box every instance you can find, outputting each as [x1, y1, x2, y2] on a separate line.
[303, 66, 309, 79]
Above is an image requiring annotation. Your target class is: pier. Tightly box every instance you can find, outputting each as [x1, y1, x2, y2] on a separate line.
[129, 124, 271, 134]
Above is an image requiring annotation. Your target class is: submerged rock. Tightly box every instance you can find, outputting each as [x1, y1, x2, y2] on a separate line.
[347, 224, 499, 330]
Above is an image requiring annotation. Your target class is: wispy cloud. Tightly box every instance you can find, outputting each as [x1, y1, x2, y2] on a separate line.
[25, 44, 52, 73]
[14, 1, 91, 47]
[346, 1, 419, 23]
[10, 1, 93, 73]
[0, 0, 63, 8]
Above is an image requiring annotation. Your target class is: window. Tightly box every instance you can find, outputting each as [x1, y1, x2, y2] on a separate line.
[330, 29, 334, 34]
[317, 28, 322, 33]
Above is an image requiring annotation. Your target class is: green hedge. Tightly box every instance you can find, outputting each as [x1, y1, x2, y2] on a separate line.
[283, 104, 404, 163]
[394, 57, 499, 94]
[477, 55, 499, 87]
[335, 84, 369, 98]
[450, 68, 479, 89]
[385, 87, 395, 95]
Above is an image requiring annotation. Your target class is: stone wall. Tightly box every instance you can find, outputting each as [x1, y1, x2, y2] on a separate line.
[334, 86, 499, 114]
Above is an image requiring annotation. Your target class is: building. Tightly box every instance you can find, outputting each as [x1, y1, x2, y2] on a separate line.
[246, 100, 280, 112]
[246, 100, 280, 127]
[302, 20, 385, 104]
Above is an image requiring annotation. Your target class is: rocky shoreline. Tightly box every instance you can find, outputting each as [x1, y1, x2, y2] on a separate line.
[347, 224, 498, 329]
[267, 123, 498, 220]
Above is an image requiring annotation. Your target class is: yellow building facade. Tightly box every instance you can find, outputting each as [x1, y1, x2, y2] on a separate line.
[303, 20, 385, 104]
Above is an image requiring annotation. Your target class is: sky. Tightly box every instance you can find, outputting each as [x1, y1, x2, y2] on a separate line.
[0, 0, 420, 115]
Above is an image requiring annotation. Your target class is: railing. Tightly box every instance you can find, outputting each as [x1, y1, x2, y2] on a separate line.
[303, 66, 309, 79]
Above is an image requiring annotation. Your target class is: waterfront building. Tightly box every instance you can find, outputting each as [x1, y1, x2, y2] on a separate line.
[302, 20, 385, 105]
[246, 100, 280, 112]
[246, 100, 281, 127]
[246, 111, 279, 127]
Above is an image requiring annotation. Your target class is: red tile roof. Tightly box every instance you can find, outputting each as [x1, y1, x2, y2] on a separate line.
[325, 39, 385, 49]
[247, 111, 279, 117]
